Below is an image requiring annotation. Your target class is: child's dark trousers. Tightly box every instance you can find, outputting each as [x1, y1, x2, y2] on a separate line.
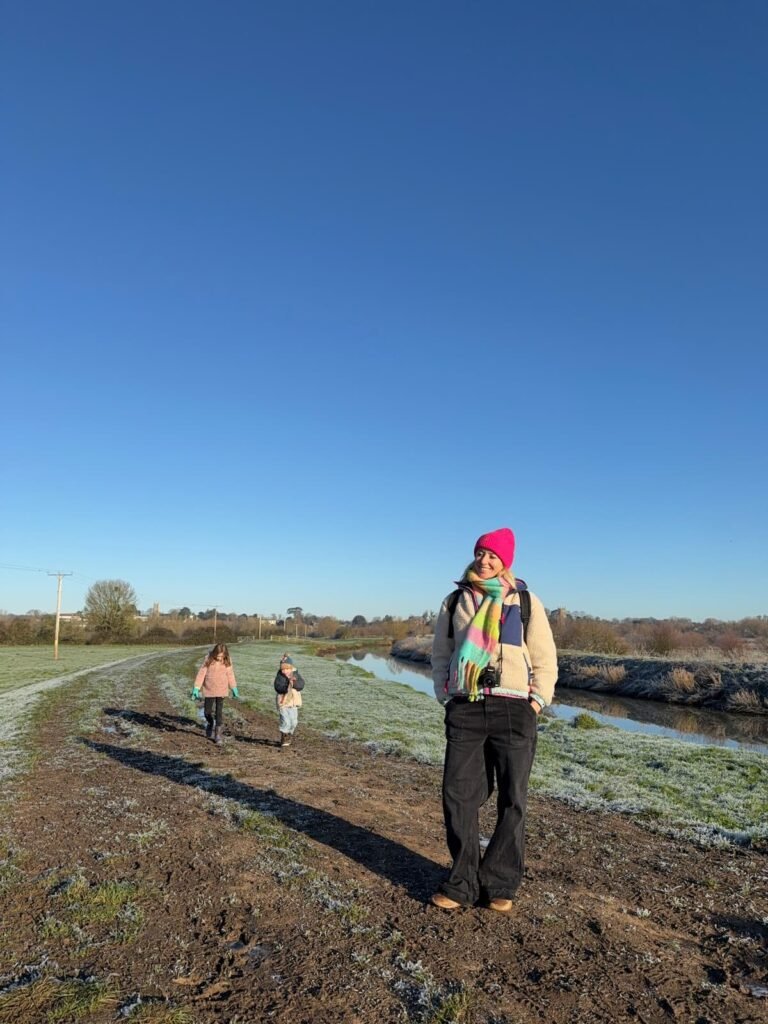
[204, 697, 224, 727]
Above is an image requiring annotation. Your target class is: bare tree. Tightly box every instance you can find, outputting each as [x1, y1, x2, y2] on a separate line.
[84, 579, 138, 639]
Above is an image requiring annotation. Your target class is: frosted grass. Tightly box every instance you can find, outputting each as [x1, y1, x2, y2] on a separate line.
[225, 643, 446, 765]
[0, 647, 195, 785]
[532, 718, 768, 846]
[229, 644, 768, 844]
[0, 645, 173, 695]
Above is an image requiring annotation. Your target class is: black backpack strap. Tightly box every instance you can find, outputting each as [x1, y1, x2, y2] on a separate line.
[445, 590, 462, 640]
[519, 589, 531, 644]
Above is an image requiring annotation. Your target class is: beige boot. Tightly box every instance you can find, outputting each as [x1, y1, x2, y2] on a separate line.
[214, 725, 223, 745]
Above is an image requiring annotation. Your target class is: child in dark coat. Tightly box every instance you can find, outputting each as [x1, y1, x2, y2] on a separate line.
[273, 655, 305, 748]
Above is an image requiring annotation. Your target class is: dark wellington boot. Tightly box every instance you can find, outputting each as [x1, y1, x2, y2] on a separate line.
[205, 721, 213, 740]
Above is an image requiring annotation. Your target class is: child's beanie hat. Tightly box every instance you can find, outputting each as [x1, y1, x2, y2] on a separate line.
[474, 528, 515, 569]
[280, 655, 294, 665]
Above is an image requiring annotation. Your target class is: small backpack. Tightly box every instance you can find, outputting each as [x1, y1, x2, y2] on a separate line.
[446, 586, 531, 642]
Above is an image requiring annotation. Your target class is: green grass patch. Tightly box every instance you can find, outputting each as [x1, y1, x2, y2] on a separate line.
[37, 873, 146, 946]
[426, 987, 476, 1024]
[0, 976, 119, 1021]
[63, 877, 139, 924]
[239, 810, 305, 855]
[128, 1007, 197, 1024]
[0, 850, 22, 893]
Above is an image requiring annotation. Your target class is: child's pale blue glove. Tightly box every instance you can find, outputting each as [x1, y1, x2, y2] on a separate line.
[231, 687, 240, 699]
[191, 687, 201, 699]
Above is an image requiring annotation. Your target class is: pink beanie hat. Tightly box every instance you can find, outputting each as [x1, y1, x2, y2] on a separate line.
[474, 528, 515, 569]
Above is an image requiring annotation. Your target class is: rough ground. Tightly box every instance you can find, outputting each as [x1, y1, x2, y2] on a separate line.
[1, 669, 766, 1024]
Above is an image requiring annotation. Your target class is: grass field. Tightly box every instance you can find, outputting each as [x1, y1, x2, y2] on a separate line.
[3, 641, 767, 847]
[0, 645, 188, 695]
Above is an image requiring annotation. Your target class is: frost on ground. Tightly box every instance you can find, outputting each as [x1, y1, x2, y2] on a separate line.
[1, 650, 766, 1024]
[0, 653, 179, 785]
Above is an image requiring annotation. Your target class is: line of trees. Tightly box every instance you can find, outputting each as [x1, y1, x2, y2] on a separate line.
[2, 578, 766, 656]
[550, 610, 768, 657]
[0, 579, 434, 646]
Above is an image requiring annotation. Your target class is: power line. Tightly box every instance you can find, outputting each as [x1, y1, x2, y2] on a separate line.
[0, 562, 49, 573]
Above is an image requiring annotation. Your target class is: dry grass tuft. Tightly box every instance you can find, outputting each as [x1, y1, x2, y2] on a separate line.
[600, 665, 626, 684]
[727, 689, 764, 712]
[665, 668, 696, 693]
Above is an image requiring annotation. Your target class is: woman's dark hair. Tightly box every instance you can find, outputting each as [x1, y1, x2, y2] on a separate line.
[205, 643, 231, 667]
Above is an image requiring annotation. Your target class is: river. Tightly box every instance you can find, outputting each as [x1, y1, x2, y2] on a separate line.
[339, 651, 768, 754]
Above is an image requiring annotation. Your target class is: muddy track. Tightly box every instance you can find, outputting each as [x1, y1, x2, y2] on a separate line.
[0, 666, 766, 1023]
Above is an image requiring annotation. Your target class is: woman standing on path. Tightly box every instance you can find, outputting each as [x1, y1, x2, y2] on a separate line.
[191, 643, 240, 745]
[274, 655, 305, 749]
[430, 528, 558, 913]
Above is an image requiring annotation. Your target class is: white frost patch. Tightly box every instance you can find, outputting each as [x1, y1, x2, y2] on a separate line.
[0, 654, 160, 784]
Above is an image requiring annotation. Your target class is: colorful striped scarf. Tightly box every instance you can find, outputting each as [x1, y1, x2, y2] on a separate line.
[456, 569, 514, 701]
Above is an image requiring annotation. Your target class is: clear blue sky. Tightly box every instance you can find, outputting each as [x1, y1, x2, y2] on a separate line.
[2, 1, 766, 621]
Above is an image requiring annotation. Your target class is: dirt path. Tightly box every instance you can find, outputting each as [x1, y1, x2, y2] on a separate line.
[1, 668, 766, 1023]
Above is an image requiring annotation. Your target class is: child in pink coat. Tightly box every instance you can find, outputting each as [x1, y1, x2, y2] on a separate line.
[191, 643, 240, 745]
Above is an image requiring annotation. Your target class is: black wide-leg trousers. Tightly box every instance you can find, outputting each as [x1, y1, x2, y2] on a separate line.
[440, 696, 538, 906]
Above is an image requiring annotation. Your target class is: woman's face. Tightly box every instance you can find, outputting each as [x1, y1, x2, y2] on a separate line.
[474, 547, 504, 579]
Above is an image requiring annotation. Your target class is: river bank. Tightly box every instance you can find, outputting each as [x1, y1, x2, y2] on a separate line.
[391, 636, 768, 715]
[338, 649, 768, 753]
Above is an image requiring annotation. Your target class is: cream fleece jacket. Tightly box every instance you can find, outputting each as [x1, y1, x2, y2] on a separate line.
[431, 587, 558, 707]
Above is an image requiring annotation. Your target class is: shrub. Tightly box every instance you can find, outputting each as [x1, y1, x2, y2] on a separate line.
[138, 627, 177, 643]
[555, 618, 628, 654]
[647, 623, 683, 656]
[8, 617, 34, 644]
[718, 631, 746, 657]
[181, 625, 235, 644]
[572, 713, 602, 730]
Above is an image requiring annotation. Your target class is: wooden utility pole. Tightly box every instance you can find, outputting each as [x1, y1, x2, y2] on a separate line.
[48, 571, 73, 661]
[213, 607, 218, 640]
[258, 616, 262, 640]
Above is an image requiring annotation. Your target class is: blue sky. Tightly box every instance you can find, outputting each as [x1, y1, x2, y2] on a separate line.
[2, 1, 766, 621]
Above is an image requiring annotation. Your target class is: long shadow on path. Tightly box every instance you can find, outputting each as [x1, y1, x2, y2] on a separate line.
[82, 740, 441, 903]
[103, 708, 200, 734]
